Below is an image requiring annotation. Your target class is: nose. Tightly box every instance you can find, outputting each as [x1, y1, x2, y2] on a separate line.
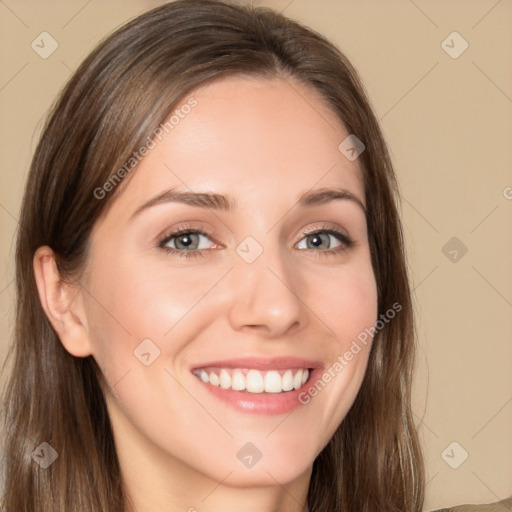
[226, 243, 306, 338]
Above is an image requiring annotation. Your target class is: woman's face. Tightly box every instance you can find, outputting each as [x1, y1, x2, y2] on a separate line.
[80, 76, 377, 491]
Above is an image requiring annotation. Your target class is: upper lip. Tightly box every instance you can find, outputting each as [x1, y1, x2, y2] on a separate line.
[190, 356, 323, 371]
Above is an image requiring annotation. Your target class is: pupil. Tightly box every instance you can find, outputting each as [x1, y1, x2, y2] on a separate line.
[180, 235, 192, 247]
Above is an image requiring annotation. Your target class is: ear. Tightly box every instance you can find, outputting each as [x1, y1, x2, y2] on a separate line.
[33, 245, 93, 357]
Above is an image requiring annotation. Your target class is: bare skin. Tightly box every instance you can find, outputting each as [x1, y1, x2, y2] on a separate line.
[34, 75, 378, 512]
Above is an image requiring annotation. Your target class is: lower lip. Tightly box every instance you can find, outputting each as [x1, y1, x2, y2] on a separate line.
[192, 367, 324, 415]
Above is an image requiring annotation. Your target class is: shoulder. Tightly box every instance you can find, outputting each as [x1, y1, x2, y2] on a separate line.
[430, 496, 512, 512]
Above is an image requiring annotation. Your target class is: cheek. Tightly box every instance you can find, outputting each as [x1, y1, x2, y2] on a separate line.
[82, 253, 224, 383]
[308, 257, 378, 340]
[300, 259, 377, 433]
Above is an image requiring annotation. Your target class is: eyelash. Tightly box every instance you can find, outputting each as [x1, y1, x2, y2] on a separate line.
[157, 223, 354, 259]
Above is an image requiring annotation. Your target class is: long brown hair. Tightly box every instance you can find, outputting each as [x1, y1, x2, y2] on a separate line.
[0, 1, 424, 510]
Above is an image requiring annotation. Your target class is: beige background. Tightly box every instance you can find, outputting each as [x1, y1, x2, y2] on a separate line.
[1, 0, 511, 510]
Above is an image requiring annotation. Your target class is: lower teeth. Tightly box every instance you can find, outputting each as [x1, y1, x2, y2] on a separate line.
[214, 386, 294, 394]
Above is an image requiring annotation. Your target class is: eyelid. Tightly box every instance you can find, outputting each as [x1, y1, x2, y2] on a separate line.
[297, 222, 350, 242]
[157, 223, 219, 247]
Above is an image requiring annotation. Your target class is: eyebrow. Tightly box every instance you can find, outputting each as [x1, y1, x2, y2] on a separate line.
[130, 186, 366, 221]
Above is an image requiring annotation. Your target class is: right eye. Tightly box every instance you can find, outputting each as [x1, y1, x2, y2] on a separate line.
[158, 226, 218, 258]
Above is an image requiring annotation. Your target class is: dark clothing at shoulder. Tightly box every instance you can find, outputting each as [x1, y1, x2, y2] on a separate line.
[431, 496, 512, 512]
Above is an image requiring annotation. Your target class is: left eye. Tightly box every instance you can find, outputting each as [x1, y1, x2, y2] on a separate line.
[296, 231, 343, 251]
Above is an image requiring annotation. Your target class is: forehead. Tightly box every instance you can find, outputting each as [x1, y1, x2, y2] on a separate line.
[103, 75, 365, 218]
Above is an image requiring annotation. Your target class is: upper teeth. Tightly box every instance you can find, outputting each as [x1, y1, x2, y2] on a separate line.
[193, 368, 310, 393]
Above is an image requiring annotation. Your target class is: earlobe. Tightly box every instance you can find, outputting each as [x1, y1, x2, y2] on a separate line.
[33, 246, 93, 358]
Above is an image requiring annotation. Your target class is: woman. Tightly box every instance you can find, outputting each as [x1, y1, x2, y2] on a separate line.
[1, 0, 424, 510]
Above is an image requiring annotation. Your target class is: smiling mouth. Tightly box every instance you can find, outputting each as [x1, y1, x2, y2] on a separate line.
[192, 367, 311, 394]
